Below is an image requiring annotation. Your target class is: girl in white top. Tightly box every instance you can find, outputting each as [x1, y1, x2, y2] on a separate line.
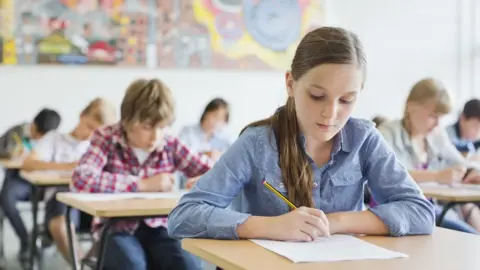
[378, 78, 480, 232]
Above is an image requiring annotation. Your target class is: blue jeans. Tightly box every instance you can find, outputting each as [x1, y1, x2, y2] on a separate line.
[103, 222, 200, 270]
[0, 169, 33, 245]
[436, 208, 478, 234]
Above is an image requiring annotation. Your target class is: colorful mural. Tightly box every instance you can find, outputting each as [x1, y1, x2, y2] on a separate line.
[0, 0, 324, 69]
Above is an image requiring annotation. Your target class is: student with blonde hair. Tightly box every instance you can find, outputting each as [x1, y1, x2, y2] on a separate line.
[71, 79, 212, 270]
[168, 27, 434, 243]
[21, 98, 117, 263]
[377, 78, 480, 233]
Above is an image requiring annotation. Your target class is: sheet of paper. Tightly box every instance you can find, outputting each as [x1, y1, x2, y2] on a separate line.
[251, 234, 408, 263]
[70, 191, 188, 202]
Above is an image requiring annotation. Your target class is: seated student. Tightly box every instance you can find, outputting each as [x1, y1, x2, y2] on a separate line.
[71, 79, 213, 270]
[377, 78, 480, 233]
[0, 108, 61, 158]
[0, 108, 61, 261]
[178, 98, 231, 188]
[446, 99, 480, 155]
[21, 98, 116, 264]
[168, 27, 435, 243]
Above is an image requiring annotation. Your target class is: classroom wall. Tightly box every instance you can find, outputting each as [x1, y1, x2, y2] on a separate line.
[0, 0, 477, 136]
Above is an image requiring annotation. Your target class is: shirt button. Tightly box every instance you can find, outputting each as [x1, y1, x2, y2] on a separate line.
[313, 182, 318, 188]
[279, 183, 284, 189]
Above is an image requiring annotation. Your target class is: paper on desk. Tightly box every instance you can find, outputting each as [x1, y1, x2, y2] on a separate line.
[71, 191, 188, 202]
[251, 235, 408, 263]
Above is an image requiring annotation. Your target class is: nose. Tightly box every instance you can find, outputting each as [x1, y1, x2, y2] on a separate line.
[322, 100, 338, 120]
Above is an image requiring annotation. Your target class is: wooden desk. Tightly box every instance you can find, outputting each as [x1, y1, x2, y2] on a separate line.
[183, 228, 480, 270]
[0, 158, 23, 169]
[56, 193, 181, 217]
[56, 192, 184, 270]
[19, 170, 71, 270]
[20, 170, 72, 186]
[422, 186, 480, 202]
[421, 185, 480, 226]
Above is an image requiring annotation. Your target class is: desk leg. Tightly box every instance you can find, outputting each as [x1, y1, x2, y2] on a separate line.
[66, 206, 79, 270]
[436, 202, 456, 226]
[29, 186, 41, 270]
[0, 209, 5, 269]
[96, 220, 113, 270]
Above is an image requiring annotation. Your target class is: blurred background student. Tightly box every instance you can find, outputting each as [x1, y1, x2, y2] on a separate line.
[177, 98, 231, 188]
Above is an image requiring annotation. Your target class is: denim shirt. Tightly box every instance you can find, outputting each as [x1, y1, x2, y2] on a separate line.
[168, 118, 435, 239]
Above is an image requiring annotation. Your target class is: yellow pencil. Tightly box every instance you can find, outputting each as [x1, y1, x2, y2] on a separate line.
[262, 180, 298, 209]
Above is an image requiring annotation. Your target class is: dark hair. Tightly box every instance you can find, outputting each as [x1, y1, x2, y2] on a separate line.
[240, 27, 366, 208]
[200, 98, 229, 124]
[33, 108, 61, 135]
[372, 116, 387, 127]
[462, 99, 480, 120]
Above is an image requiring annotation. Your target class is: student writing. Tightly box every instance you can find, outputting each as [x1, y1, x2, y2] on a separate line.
[168, 27, 435, 242]
[71, 79, 213, 270]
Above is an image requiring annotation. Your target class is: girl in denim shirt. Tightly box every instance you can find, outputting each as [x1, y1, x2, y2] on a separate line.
[168, 27, 435, 242]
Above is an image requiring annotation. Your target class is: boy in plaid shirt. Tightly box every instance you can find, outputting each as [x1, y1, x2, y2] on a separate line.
[71, 79, 212, 270]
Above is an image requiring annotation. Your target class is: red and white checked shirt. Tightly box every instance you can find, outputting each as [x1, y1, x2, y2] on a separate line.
[71, 123, 212, 237]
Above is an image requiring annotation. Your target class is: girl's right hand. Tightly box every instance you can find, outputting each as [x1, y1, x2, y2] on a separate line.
[267, 206, 330, 242]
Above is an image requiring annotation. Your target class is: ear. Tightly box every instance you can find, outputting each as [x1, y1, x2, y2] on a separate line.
[285, 71, 295, 97]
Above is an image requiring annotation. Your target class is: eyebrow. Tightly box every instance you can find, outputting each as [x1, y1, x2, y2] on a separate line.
[308, 84, 358, 95]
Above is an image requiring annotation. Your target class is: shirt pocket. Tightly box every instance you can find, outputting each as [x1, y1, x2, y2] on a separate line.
[329, 169, 363, 186]
[325, 168, 364, 211]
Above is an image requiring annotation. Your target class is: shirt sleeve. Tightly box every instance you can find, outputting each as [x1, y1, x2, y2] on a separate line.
[71, 129, 140, 193]
[0, 125, 23, 158]
[172, 136, 213, 178]
[168, 128, 257, 239]
[363, 129, 435, 236]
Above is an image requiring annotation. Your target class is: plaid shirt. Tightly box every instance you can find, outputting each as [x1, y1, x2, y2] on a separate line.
[71, 123, 212, 237]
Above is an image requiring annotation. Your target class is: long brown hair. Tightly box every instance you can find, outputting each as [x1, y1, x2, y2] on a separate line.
[241, 27, 366, 208]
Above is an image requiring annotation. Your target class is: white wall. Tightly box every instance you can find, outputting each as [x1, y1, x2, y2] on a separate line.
[0, 66, 286, 136]
[326, 0, 471, 123]
[0, 0, 475, 136]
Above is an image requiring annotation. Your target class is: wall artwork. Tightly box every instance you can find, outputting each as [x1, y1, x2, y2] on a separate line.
[0, 0, 324, 69]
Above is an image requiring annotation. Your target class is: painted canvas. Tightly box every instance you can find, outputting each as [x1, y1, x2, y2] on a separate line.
[0, 0, 324, 69]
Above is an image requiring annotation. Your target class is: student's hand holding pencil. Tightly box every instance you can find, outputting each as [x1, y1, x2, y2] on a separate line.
[267, 207, 330, 242]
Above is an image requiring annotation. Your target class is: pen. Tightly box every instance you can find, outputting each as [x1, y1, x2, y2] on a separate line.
[262, 180, 297, 210]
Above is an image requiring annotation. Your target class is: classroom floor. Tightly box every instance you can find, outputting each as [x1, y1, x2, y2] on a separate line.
[1, 206, 70, 269]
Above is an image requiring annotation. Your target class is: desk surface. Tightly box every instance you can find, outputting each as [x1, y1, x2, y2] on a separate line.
[183, 228, 480, 270]
[0, 158, 23, 169]
[20, 170, 71, 186]
[422, 185, 480, 202]
[56, 192, 181, 217]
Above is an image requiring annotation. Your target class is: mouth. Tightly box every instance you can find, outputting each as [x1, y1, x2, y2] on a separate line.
[316, 123, 335, 131]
